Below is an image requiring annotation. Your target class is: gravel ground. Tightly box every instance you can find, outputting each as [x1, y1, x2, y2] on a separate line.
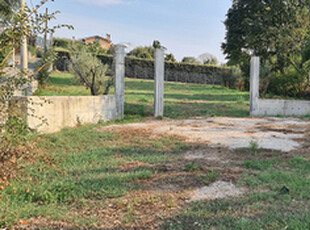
[190, 181, 246, 201]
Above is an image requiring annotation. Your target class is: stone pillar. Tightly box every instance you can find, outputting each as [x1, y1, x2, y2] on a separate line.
[154, 48, 165, 117]
[250, 56, 260, 116]
[114, 44, 125, 118]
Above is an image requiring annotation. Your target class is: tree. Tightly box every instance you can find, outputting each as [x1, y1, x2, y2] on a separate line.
[0, 0, 70, 160]
[222, 0, 310, 95]
[68, 43, 113, 96]
[0, 0, 20, 27]
[181, 56, 198, 64]
[222, 0, 310, 72]
[197, 53, 218, 65]
[165, 53, 176, 62]
[127, 46, 154, 59]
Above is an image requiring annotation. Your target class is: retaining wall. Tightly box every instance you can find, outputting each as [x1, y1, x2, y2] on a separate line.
[252, 99, 310, 116]
[11, 95, 118, 133]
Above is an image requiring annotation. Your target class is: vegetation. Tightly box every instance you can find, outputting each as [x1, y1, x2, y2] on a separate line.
[0, 0, 19, 27]
[37, 47, 56, 86]
[0, 0, 69, 159]
[222, 0, 310, 97]
[68, 44, 113, 95]
[164, 153, 310, 229]
[127, 46, 155, 60]
[0, 110, 308, 228]
[197, 53, 218, 65]
[35, 72, 249, 118]
[0, 120, 187, 227]
[165, 53, 176, 62]
[181, 56, 198, 64]
[53, 37, 73, 50]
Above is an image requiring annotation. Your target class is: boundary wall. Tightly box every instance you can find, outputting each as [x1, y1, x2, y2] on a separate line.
[12, 95, 117, 133]
[250, 56, 310, 116]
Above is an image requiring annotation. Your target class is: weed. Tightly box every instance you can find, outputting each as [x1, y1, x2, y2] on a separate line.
[156, 115, 164, 120]
[204, 170, 217, 185]
[249, 140, 259, 152]
[182, 162, 202, 172]
[167, 199, 174, 208]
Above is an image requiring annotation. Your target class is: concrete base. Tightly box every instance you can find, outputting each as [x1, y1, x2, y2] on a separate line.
[11, 95, 118, 133]
[252, 99, 310, 116]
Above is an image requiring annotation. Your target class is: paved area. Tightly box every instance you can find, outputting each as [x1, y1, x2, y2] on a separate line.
[102, 117, 309, 152]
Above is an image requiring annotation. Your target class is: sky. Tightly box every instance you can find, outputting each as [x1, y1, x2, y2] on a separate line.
[26, 0, 232, 63]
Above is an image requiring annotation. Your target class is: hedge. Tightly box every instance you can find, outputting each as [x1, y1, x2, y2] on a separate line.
[54, 51, 233, 86]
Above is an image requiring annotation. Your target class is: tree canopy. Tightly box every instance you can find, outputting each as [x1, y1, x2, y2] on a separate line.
[165, 53, 176, 62]
[222, 0, 310, 72]
[222, 0, 310, 97]
[127, 46, 155, 59]
[0, 0, 20, 27]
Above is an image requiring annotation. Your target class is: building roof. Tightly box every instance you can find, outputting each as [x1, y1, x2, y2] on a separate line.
[82, 35, 111, 43]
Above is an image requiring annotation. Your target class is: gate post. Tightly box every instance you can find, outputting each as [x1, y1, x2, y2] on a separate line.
[114, 44, 125, 119]
[154, 48, 165, 117]
[250, 56, 260, 116]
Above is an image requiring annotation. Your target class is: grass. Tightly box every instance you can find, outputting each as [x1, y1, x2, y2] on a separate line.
[163, 152, 310, 230]
[35, 72, 249, 118]
[2, 72, 309, 228]
[2, 127, 309, 229]
[34, 72, 91, 96]
[0, 120, 188, 227]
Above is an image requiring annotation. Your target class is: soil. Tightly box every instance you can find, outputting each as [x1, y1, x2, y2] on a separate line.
[190, 181, 246, 202]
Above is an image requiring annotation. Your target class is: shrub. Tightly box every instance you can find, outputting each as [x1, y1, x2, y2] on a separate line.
[53, 38, 72, 49]
[37, 48, 55, 86]
[28, 45, 36, 57]
[268, 68, 306, 98]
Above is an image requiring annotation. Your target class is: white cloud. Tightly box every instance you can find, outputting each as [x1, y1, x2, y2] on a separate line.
[76, 0, 129, 6]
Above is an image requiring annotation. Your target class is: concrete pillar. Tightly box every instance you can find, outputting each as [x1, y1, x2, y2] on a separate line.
[250, 56, 260, 116]
[114, 44, 125, 118]
[154, 48, 165, 117]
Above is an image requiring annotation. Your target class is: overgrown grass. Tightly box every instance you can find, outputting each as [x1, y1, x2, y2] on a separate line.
[0, 120, 188, 227]
[163, 152, 310, 229]
[35, 73, 249, 118]
[34, 72, 91, 96]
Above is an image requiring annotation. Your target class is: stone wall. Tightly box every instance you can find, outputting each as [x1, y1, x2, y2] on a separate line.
[11, 95, 118, 133]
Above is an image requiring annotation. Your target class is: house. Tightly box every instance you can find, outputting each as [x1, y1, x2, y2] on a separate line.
[82, 34, 112, 50]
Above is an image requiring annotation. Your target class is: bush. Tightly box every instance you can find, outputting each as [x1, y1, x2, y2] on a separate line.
[53, 38, 72, 49]
[219, 67, 242, 89]
[37, 48, 55, 86]
[28, 45, 36, 57]
[268, 68, 306, 98]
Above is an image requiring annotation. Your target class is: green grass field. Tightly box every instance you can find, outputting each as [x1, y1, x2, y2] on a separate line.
[34, 72, 249, 118]
[1, 72, 309, 229]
